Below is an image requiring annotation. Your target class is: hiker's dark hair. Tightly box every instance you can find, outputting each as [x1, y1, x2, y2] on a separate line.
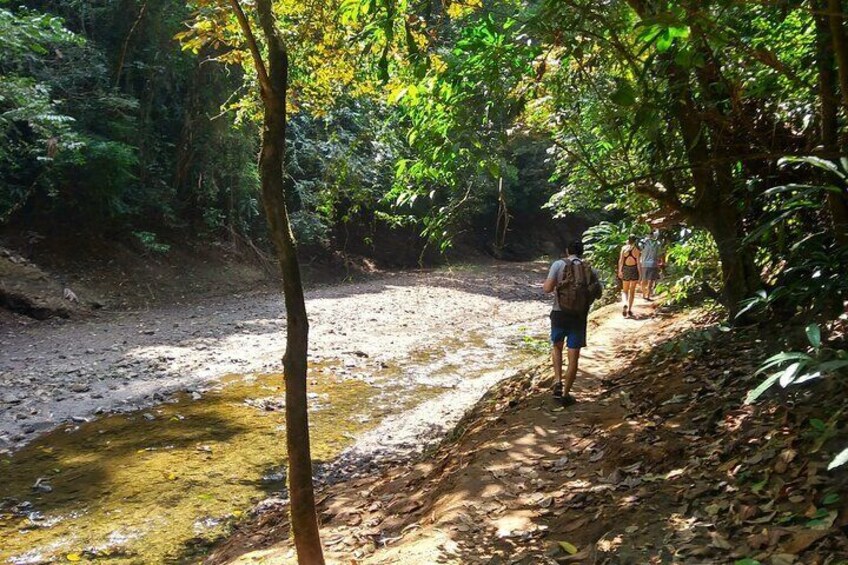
[627, 234, 637, 244]
[566, 239, 584, 256]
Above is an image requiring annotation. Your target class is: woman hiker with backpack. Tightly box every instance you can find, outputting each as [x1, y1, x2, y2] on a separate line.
[543, 239, 602, 404]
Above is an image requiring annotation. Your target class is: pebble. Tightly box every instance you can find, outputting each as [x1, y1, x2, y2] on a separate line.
[70, 383, 90, 393]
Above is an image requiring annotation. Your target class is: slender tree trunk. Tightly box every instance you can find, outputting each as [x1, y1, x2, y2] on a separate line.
[114, 0, 148, 87]
[257, 21, 325, 565]
[817, 0, 848, 246]
[828, 0, 848, 117]
[228, 0, 325, 562]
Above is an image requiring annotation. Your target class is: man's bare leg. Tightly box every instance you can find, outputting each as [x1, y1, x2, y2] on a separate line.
[563, 347, 580, 397]
[552, 341, 564, 385]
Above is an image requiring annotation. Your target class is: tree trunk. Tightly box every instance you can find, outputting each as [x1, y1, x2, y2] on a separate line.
[817, 0, 848, 246]
[702, 207, 761, 316]
[258, 33, 325, 565]
[230, 0, 325, 561]
[828, 0, 848, 117]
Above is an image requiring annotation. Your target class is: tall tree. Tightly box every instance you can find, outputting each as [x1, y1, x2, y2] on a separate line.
[211, 0, 324, 561]
[819, 0, 848, 245]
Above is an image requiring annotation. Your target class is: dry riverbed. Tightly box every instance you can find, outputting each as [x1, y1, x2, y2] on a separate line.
[0, 261, 552, 563]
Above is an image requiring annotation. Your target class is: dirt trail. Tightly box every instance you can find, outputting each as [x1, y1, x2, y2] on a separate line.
[215, 299, 669, 564]
[356, 302, 666, 564]
[0, 261, 548, 451]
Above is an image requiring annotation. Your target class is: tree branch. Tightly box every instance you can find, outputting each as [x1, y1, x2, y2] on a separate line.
[228, 0, 271, 95]
[115, 0, 148, 87]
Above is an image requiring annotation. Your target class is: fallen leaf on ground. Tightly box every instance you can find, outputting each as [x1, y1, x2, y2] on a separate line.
[770, 553, 796, 565]
[558, 547, 593, 562]
[779, 527, 831, 554]
[564, 517, 588, 532]
[557, 541, 578, 554]
[710, 531, 731, 549]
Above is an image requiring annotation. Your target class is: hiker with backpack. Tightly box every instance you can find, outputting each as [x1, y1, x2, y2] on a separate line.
[640, 229, 665, 301]
[543, 239, 603, 404]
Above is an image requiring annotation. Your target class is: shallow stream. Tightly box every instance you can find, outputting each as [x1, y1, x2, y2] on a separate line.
[0, 330, 541, 564]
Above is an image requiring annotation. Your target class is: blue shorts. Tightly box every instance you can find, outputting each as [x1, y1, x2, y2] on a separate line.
[550, 311, 587, 349]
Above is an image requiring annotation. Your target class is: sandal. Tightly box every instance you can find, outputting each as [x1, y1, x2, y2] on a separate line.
[553, 382, 563, 400]
[622, 305, 628, 318]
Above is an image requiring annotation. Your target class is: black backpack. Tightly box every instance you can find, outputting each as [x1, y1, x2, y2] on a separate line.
[556, 259, 602, 315]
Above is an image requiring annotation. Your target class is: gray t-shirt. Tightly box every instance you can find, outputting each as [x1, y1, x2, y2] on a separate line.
[641, 239, 662, 267]
[547, 256, 601, 311]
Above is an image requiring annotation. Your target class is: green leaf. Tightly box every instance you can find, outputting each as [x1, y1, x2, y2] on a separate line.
[745, 371, 782, 404]
[558, 541, 578, 554]
[828, 446, 848, 470]
[810, 418, 826, 432]
[734, 559, 761, 565]
[779, 361, 803, 388]
[779, 156, 847, 181]
[656, 29, 673, 52]
[822, 493, 840, 505]
[806, 324, 821, 349]
[755, 352, 813, 376]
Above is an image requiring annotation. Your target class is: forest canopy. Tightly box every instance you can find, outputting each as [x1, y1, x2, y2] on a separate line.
[1, 0, 847, 319]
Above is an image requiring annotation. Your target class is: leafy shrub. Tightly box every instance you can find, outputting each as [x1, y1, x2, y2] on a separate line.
[746, 323, 848, 470]
[132, 231, 170, 255]
[740, 157, 848, 319]
[657, 228, 721, 305]
[290, 210, 330, 247]
[584, 220, 635, 282]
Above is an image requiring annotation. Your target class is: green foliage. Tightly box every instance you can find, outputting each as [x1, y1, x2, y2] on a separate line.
[1, 0, 259, 240]
[747, 324, 848, 404]
[286, 99, 401, 246]
[747, 323, 848, 470]
[132, 230, 170, 255]
[584, 220, 633, 283]
[385, 11, 540, 249]
[0, 6, 82, 220]
[658, 229, 720, 305]
[741, 157, 848, 318]
[520, 333, 549, 356]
